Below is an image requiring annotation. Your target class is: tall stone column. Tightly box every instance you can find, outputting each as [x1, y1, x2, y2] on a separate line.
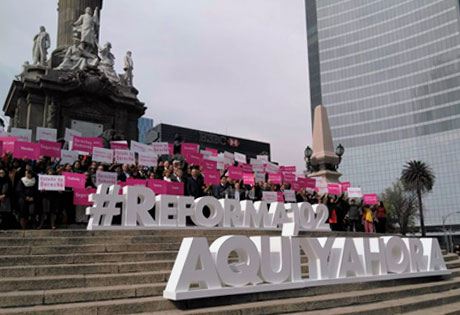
[57, 0, 103, 49]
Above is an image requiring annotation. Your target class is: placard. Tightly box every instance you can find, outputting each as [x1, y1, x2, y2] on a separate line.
[327, 183, 341, 195]
[347, 187, 363, 198]
[60, 150, 79, 165]
[13, 141, 40, 160]
[234, 152, 246, 163]
[92, 147, 113, 164]
[280, 166, 296, 173]
[64, 128, 82, 142]
[39, 140, 61, 158]
[203, 170, 220, 185]
[96, 171, 117, 186]
[363, 194, 378, 205]
[11, 128, 32, 142]
[181, 143, 199, 155]
[110, 141, 129, 150]
[63, 172, 85, 189]
[268, 173, 282, 184]
[0, 136, 17, 153]
[291, 181, 301, 192]
[167, 181, 184, 196]
[185, 152, 203, 166]
[72, 136, 103, 153]
[147, 179, 168, 195]
[38, 175, 65, 191]
[227, 166, 243, 180]
[138, 152, 157, 167]
[73, 188, 97, 205]
[277, 191, 284, 202]
[131, 140, 154, 154]
[168, 143, 174, 155]
[205, 148, 218, 156]
[203, 159, 217, 171]
[284, 189, 296, 202]
[251, 160, 265, 173]
[255, 172, 265, 183]
[243, 173, 255, 185]
[126, 178, 147, 187]
[340, 182, 351, 193]
[240, 163, 253, 173]
[282, 173, 296, 184]
[115, 150, 135, 164]
[152, 142, 170, 155]
[257, 155, 269, 161]
[35, 127, 57, 142]
[265, 162, 279, 174]
[262, 191, 277, 203]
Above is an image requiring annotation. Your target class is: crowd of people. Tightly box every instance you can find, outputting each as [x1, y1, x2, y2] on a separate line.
[0, 152, 386, 233]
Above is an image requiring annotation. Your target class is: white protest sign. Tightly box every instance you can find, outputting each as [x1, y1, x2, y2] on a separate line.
[11, 128, 32, 142]
[348, 187, 363, 198]
[64, 128, 82, 142]
[255, 172, 265, 183]
[60, 150, 79, 165]
[283, 189, 297, 202]
[257, 155, 269, 161]
[36, 127, 57, 142]
[262, 191, 278, 203]
[234, 152, 246, 163]
[138, 152, 158, 167]
[38, 175, 65, 191]
[92, 147, 113, 164]
[115, 150, 135, 164]
[250, 158, 265, 172]
[265, 162, 279, 174]
[200, 150, 212, 158]
[96, 171, 117, 186]
[131, 140, 154, 154]
[152, 142, 170, 155]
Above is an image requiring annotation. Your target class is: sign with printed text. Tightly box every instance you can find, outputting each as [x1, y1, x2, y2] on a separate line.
[265, 162, 279, 174]
[73, 136, 103, 153]
[255, 172, 265, 183]
[110, 141, 129, 150]
[152, 142, 170, 155]
[0, 136, 17, 153]
[227, 166, 243, 180]
[243, 173, 255, 185]
[63, 172, 85, 189]
[327, 183, 342, 195]
[234, 152, 246, 163]
[250, 159, 265, 173]
[39, 140, 61, 158]
[73, 188, 97, 206]
[298, 177, 316, 189]
[280, 166, 296, 173]
[115, 150, 135, 164]
[126, 178, 147, 187]
[181, 143, 199, 155]
[257, 155, 269, 161]
[291, 181, 301, 192]
[340, 182, 351, 193]
[13, 141, 40, 160]
[204, 170, 221, 185]
[131, 140, 154, 154]
[262, 191, 278, 203]
[284, 189, 296, 202]
[167, 181, 184, 196]
[38, 175, 65, 191]
[282, 173, 296, 184]
[205, 148, 218, 156]
[92, 147, 113, 164]
[147, 179, 168, 195]
[268, 173, 282, 184]
[347, 187, 363, 198]
[96, 171, 117, 186]
[36, 127, 57, 142]
[363, 194, 379, 205]
[185, 152, 203, 166]
[64, 128, 81, 142]
[60, 150, 79, 165]
[277, 191, 284, 202]
[11, 128, 32, 142]
[240, 163, 253, 173]
[138, 152, 157, 167]
[203, 159, 217, 171]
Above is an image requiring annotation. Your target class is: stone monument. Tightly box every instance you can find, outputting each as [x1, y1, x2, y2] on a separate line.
[3, 0, 145, 142]
[305, 105, 343, 183]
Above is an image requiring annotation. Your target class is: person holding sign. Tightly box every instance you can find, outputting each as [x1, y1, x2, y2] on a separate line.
[16, 170, 38, 229]
[363, 204, 375, 233]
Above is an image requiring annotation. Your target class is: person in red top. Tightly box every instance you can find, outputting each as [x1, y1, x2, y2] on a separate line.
[375, 201, 387, 233]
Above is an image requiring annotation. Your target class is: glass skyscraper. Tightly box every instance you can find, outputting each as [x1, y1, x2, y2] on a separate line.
[305, 0, 460, 226]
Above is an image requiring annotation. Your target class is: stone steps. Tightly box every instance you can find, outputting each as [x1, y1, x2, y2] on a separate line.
[404, 301, 460, 315]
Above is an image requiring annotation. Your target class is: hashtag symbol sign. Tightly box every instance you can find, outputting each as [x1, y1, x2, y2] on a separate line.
[86, 184, 124, 229]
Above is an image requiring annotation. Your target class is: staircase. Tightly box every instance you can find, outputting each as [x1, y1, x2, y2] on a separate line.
[0, 229, 459, 315]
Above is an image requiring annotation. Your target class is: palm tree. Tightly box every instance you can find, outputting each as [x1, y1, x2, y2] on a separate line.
[400, 160, 435, 237]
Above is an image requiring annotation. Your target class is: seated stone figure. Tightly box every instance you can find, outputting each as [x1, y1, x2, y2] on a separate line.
[97, 42, 120, 83]
[56, 38, 98, 71]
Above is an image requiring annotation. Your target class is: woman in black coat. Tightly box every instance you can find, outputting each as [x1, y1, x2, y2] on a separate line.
[16, 170, 38, 229]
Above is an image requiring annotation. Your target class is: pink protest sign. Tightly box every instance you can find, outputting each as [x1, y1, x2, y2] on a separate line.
[240, 163, 253, 173]
[62, 172, 85, 189]
[205, 148, 218, 156]
[167, 181, 184, 196]
[280, 166, 296, 173]
[243, 173, 255, 185]
[327, 183, 341, 195]
[168, 143, 174, 155]
[203, 159, 217, 171]
[0, 136, 17, 153]
[291, 181, 301, 192]
[147, 179, 168, 195]
[282, 173, 296, 184]
[363, 194, 379, 205]
[73, 188, 97, 206]
[181, 143, 199, 155]
[227, 166, 243, 180]
[38, 175, 65, 191]
[114, 150, 135, 164]
[39, 140, 61, 158]
[269, 173, 282, 184]
[110, 141, 129, 150]
[13, 141, 40, 160]
[126, 178, 147, 187]
[73, 136, 102, 153]
[203, 170, 220, 185]
[185, 152, 203, 166]
[298, 177, 316, 189]
[340, 182, 351, 193]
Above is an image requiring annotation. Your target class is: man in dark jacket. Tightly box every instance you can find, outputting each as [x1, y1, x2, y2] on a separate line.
[186, 167, 204, 198]
[346, 199, 362, 232]
[212, 175, 228, 199]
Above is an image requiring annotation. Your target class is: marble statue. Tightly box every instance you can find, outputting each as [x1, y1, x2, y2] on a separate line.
[15, 61, 30, 80]
[73, 7, 99, 53]
[97, 42, 120, 83]
[123, 51, 134, 87]
[56, 38, 98, 71]
[32, 26, 51, 66]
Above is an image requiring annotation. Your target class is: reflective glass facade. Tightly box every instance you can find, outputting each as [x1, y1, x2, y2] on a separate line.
[306, 0, 460, 226]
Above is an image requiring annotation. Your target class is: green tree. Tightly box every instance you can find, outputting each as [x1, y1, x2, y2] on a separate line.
[400, 160, 435, 237]
[381, 180, 418, 235]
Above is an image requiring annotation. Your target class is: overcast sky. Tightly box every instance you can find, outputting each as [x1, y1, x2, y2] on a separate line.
[0, 0, 312, 172]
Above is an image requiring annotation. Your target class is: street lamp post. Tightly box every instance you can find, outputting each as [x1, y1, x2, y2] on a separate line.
[442, 211, 460, 252]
